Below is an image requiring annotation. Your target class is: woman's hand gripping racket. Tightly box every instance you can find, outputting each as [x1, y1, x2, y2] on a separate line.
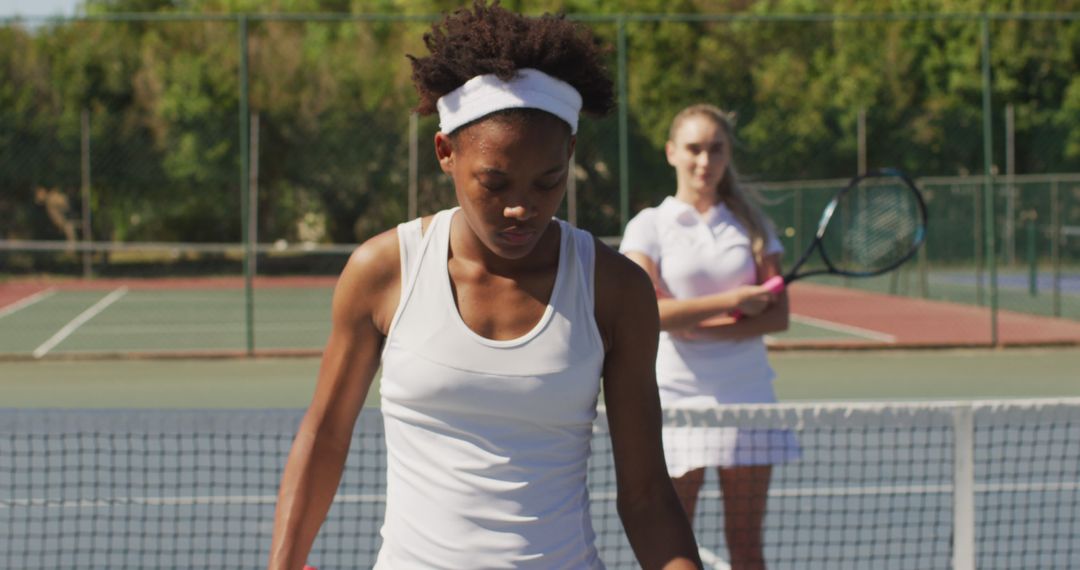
[734, 168, 928, 318]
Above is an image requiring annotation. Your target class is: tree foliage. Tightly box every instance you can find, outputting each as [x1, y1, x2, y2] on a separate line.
[2, 0, 1079, 245]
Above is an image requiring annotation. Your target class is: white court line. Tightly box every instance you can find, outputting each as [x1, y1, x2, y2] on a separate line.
[3, 494, 279, 508]
[0, 287, 56, 319]
[0, 493, 386, 509]
[59, 322, 327, 336]
[594, 480, 1080, 503]
[788, 313, 897, 343]
[8, 480, 1079, 510]
[698, 547, 732, 570]
[32, 287, 128, 358]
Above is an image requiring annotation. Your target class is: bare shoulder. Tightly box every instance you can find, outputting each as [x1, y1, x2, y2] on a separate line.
[333, 225, 403, 334]
[342, 227, 400, 287]
[594, 238, 652, 295]
[593, 237, 657, 347]
[335, 215, 437, 333]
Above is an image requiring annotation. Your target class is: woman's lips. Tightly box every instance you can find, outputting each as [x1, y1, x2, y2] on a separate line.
[498, 228, 537, 245]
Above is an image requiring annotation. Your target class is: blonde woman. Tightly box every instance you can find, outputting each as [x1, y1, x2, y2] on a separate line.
[620, 104, 799, 570]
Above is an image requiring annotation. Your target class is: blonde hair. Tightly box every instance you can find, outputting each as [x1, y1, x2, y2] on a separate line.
[669, 104, 775, 268]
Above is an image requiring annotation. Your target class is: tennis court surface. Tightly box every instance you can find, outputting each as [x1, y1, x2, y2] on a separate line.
[781, 282, 1080, 348]
[3, 278, 1079, 359]
[3, 275, 1079, 568]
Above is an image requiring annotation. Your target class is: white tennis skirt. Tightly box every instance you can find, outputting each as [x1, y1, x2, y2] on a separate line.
[662, 426, 801, 478]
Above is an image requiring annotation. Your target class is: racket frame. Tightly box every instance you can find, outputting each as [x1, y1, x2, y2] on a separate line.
[783, 167, 928, 283]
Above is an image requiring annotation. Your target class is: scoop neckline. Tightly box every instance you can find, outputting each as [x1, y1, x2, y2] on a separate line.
[441, 211, 568, 348]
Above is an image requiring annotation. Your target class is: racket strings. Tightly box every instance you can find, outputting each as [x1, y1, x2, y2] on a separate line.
[828, 183, 921, 274]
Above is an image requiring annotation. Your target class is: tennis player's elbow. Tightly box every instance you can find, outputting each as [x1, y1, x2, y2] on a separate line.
[615, 476, 673, 523]
[656, 312, 687, 332]
[768, 296, 791, 332]
[294, 412, 354, 459]
[311, 420, 356, 457]
[774, 309, 790, 332]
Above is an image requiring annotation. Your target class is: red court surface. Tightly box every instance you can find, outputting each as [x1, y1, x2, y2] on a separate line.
[785, 283, 1080, 349]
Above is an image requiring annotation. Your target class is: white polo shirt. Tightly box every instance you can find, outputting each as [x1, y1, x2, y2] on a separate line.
[620, 196, 784, 406]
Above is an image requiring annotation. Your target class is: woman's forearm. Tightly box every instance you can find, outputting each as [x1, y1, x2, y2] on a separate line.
[618, 484, 702, 570]
[690, 293, 789, 341]
[657, 290, 746, 331]
[267, 426, 353, 570]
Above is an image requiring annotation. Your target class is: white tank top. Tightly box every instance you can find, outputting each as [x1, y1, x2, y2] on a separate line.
[374, 208, 606, 569]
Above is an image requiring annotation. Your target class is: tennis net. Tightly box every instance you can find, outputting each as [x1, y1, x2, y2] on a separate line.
[2, 399, 1078, 569]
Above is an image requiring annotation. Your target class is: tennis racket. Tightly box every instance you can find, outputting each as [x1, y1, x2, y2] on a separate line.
[744, 168, 928, 308]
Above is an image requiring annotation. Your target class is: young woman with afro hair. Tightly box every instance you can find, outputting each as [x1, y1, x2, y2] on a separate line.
[268, 3, 701, 569]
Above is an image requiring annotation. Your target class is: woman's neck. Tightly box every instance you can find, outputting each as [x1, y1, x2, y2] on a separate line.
[450, 213, 561, 277]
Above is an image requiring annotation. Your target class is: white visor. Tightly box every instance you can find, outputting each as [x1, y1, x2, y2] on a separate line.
[436, 68, 583, 135]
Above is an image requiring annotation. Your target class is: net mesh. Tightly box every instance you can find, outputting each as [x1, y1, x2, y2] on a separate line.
[2, 400, 1077, 569]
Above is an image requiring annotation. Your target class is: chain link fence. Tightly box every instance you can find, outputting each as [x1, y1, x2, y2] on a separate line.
[2, 10, 1079, 351]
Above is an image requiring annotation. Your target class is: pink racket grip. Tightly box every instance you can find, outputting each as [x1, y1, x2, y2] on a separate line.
[304, 566, 318, 570]
[761, 275, 786, 294]
[731, 276, 787, 321]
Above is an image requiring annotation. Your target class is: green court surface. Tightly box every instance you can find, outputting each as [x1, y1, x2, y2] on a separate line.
[0, 286, 896, 358]
[0, 288, 333, 356]
[3, 348, 1078, 408]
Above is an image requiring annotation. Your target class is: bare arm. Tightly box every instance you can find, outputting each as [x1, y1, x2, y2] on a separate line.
[267, 230, 400, 570]
[596, 243, 702, 570]
[687, 253, 790, 341]
[623, 251, 776, 331]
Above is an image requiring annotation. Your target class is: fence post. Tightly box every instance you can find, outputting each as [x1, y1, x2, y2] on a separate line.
[1004, 103, 1015, 266]
[980, 16, 999, 346]
[617, 15, 629, 232]
[918, 241, 929, 298]
[793, 188, 803, 265]
[80, 107, 93, 278]
[1051, 179, 1061, 317]
[249, 111, 260, 277]
[239, 14, 255, 355]
[972, 183, 984, 306]
[952, 405, 976, 570]
[1026, 213, 1037, 297]
[857, 107, 867, 176]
